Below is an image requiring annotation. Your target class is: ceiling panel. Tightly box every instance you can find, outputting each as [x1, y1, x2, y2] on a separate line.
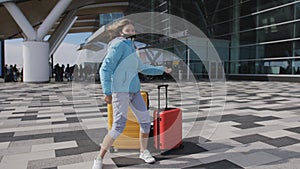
[0, 0, 128, 40]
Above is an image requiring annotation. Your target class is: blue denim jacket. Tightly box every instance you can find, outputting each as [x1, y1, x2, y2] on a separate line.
[100, 37, 165, 95]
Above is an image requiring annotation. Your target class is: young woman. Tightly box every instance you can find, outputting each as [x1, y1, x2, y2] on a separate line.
[92, 19, 172, 169]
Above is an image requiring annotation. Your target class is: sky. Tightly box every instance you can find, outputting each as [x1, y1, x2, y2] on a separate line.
[4, 32, 92, 68]
[4, 31, 180, 69]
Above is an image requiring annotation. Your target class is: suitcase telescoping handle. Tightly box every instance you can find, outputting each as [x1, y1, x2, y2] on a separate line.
[156, 84, 168, 150]
[157, 84, 168, 112]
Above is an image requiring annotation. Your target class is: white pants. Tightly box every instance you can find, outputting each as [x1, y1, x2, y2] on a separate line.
[109, 92, 151, 139]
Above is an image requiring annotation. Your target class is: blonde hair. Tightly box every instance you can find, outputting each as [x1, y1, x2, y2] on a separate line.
[107, 18, 134, 41]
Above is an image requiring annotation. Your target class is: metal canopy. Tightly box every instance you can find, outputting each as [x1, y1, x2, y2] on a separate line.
[0, 0, 128, 40]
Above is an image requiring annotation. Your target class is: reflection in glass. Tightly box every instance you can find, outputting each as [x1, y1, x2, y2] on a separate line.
[239, 46, 257, 60]
[238, 61, 255, 74]
[294, 59, 300, 74]
[259, 42, 292, 58]
[207, 8, 233, 24]
[257, 23, 294, 43]
[296, 22, 300, 38]
[258, 5, 294, 27]
[240, 30, 256, 45]
[295, 41, 300, 56]
[258, 0, 295, 11]
[240, 15, 256, 31]
[240, 0, 257, 16]
[210, 21, 232, 37]
[297, 2, 300, 19]
[99, 13, 123, 27]
[228, 59, 297, 74]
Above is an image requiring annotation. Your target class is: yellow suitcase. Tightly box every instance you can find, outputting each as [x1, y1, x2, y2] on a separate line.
[107, 91, 149, 152]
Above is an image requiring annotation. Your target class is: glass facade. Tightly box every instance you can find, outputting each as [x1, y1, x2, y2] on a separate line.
[125, 0, 300, 79]
[200, 0, 300, 76]
[99, 13, 123, 27]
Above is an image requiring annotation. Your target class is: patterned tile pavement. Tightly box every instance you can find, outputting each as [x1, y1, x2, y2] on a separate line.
[1, 80, 300, 169]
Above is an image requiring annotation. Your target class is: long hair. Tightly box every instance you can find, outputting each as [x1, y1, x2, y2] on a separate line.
[107, 18, 134, 41]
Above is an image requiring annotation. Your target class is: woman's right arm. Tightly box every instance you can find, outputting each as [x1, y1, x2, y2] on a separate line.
[99, 42, 124, 96]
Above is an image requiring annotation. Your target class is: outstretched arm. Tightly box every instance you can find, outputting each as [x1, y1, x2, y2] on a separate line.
[138, 58, 172, 75]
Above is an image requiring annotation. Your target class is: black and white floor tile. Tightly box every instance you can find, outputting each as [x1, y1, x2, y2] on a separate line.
[1, 81, 300, 168]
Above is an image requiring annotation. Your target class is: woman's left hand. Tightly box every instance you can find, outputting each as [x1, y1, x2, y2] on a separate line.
[165, 67, 172, 74]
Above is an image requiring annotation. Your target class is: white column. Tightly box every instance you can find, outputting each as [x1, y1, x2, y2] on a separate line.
[3, 2, 36, 40]
[37, 0, 72, 40]
[4, 0, 72, 83]
[186, 38, 190, 81]
[23, 42, 49, 82]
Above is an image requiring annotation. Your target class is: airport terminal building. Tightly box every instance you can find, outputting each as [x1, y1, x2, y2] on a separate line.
[0, 0, 300, 81]
[124, 0, 300, 81]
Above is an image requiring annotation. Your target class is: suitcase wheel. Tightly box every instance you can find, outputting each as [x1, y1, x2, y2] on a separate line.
[109, 147, 118, 153]
[179, 144, 184, 149]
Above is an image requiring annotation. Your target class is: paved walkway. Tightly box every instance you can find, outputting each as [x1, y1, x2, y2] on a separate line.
[1, 80, 300, 169]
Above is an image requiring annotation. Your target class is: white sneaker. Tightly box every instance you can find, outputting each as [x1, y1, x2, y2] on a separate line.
[139, 149, 156, 164]
[92, 157, 102, 169]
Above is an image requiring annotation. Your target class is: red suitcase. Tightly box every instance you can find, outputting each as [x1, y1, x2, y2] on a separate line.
[153, 84, 182, 150]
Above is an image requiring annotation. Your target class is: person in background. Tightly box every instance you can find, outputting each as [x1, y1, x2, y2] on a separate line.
[3, 64, 8, 82]
[65, 64, 71, 81]
[8, 65, 13, 82]
[12, 64, 19, 82]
